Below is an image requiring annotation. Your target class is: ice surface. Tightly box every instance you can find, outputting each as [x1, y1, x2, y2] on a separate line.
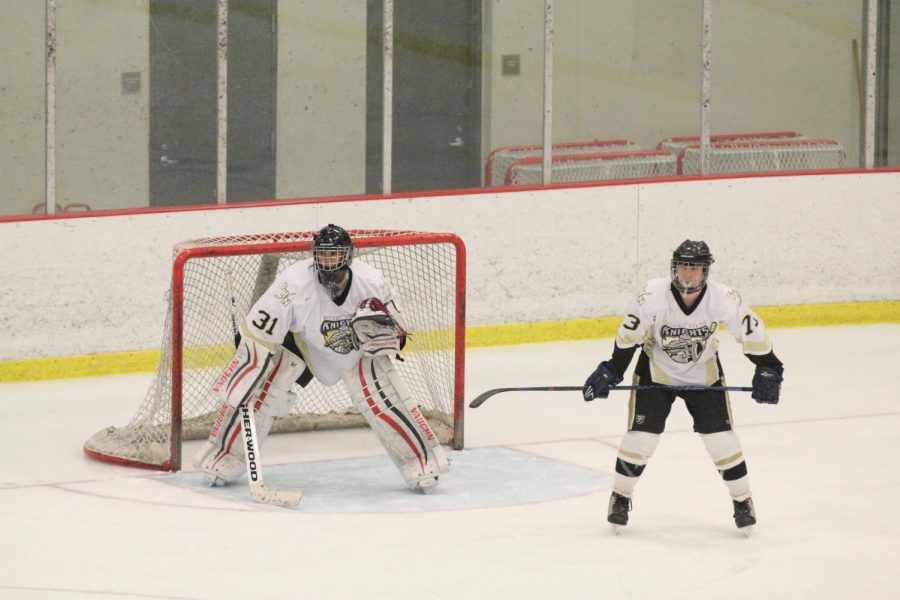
[1, 325, 898, 599]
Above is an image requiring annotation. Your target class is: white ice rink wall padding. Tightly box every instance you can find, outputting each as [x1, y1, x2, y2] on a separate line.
[0, 171, 898, 362]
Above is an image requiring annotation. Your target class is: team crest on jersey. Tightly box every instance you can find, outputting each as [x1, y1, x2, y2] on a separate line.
[320, 316, 354, 354]
[660, 323, 713, 364]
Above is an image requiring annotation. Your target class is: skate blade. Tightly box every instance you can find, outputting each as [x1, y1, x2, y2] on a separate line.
[609, 523, 625, 535]
[739, 525, 754, 538]
[415, 476, 439, 494]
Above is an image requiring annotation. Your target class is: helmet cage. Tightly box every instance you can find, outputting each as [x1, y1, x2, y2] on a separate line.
[313, 246, 353, 274]
[312, 224, 354, 297]
[670, 260, 711, 294]
[670, 239, 713, 294]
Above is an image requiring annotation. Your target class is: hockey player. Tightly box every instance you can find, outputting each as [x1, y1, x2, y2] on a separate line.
[583, 240, 783, 534]
[195, 224, 449, 492]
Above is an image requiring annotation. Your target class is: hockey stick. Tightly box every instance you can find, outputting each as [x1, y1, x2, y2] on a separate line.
[225, 271, 241, 348]
[226, 271, 302, 508]
[239, 402, 302, 508]
[469, 385, 753, 409]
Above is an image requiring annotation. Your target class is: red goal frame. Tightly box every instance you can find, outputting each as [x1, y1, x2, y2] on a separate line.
[163, 231, 467, 471]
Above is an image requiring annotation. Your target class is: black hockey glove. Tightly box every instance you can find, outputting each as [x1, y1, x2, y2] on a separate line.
[583, 361, 623, 401]
[751, 365, 784, 404]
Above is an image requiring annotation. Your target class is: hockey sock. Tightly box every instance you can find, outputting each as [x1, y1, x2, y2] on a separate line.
[700, 430, 751, 501]
[612, 431, 661, 497]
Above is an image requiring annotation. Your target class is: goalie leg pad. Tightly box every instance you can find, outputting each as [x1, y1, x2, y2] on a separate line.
[195, 348, 308, 486]
[342, 355, 449, 490]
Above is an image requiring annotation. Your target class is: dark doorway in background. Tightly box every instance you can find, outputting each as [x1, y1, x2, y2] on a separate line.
[366, 0, 482, 193]
[149, 0, 277, 206]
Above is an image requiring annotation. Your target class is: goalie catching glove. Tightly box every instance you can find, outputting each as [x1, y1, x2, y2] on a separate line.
[350, 297, 407, 357]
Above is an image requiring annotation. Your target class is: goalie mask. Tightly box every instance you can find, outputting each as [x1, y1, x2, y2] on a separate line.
[312, 224, 354, 299]
[671, 239, 714, 294]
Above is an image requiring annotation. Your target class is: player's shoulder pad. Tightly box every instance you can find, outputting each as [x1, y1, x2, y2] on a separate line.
[350, 261, 388, 290]
[632, 277, 669, 308]
[707, 280, 742, 300]
[268, 260, 317, 305]
[282, 258, 318, 282]
[706, 280, 744, 311]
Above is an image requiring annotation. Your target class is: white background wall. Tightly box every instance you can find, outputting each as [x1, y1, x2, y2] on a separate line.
[276, 1, 367, 199]
[1, 173, 898, 362]
[0, 0, 149, 215]
[55, 0, 149, 210]
[0, 0, 50, 214]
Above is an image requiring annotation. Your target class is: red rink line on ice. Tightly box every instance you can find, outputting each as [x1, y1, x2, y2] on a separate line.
[0, 477, 252, 512]
[0, 584, 199, 599]
[1, 411, 896, 499]
[497, 409, 900, 453]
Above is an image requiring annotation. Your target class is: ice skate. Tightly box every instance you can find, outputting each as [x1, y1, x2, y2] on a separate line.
[733, 498, 756, 536]
[608, 491, 631, 534]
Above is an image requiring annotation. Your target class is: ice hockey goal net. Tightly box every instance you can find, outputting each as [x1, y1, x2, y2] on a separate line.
[504, 150, 677, 186]
[676, 139, 847, 175]
[656, 131, 804, 155]
[84, 230, 466, 471]
[484, 139, 640, 186]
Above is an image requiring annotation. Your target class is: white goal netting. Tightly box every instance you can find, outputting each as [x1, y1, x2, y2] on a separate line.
[505, 150, 677, 186]
[677, 139, 847, 175]
[485, 139, 640, 186]
[84, 230, 465, 470]
[656, 131, 804, 155]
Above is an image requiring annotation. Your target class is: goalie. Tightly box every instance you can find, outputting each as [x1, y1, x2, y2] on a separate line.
[195, 224, 449, 492]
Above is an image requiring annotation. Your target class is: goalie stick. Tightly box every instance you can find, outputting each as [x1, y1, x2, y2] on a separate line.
[469, 385, 753, 409]
[226, 271, 302, 508]
[239, 402, 302, 508]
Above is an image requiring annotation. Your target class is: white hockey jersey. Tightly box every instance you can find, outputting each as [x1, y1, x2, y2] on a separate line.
[616, 277, 772, 386]
[240, 258, 399, 386]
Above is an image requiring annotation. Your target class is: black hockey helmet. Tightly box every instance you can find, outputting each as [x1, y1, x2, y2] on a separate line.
[671, 239, 714, 294]
[312, 224, 354, 296]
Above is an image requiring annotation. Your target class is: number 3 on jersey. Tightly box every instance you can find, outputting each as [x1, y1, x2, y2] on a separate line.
[622, 313, 641, 331]
[252, 310, 279, 335]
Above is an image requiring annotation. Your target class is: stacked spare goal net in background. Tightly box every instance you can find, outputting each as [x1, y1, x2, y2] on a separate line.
[84, 230, 466, 471]
[487, 131, 847, 186]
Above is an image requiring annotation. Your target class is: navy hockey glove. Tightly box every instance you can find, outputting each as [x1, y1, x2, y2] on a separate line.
[751, 365, 784, 404]
[583, 361, 623, 401]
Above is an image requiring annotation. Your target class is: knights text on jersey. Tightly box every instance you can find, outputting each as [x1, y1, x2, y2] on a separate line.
[240, 258, 398, 386]
[615, 278, 772, 386]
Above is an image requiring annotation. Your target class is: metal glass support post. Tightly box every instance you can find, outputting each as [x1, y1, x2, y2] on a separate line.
[862, 0, 878, 168]
[45, 0, 57, 215]
[542, 0, 554, 184]
[382, 0, 394, 195]
[217, 0, 228, 204]
[699, 0, 712, 176]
